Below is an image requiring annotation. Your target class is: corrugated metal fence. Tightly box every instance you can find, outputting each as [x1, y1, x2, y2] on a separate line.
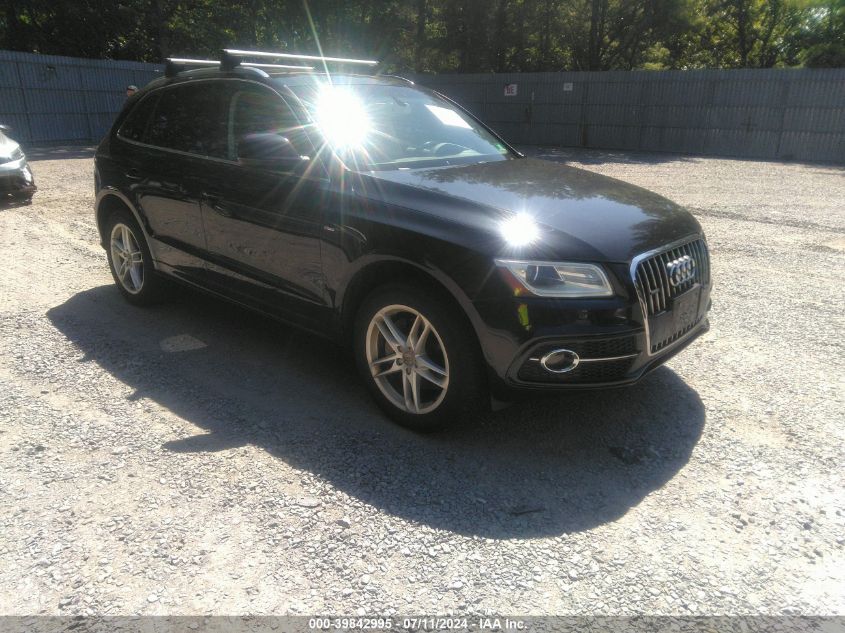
[0, 50, 162, 144]
[412, 69, 845, 162]
[1, 50, 843, 162]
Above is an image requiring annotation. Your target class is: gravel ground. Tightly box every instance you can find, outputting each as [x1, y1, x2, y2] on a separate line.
[0, 146, 843, 617]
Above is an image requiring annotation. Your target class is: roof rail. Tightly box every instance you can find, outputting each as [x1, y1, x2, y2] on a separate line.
[224, 48, 378, 67]
[165, 56, 313, 77]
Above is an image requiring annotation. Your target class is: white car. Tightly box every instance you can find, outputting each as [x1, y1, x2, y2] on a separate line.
[0, 125, 36, 202]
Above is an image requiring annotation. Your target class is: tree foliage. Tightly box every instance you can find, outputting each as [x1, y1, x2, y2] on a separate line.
[1, 0, 842, 70]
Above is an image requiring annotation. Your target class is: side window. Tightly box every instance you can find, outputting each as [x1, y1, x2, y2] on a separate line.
[117, 94, 159, 142]
[228, 85, 306, 160]
[146, 83, 229, 158]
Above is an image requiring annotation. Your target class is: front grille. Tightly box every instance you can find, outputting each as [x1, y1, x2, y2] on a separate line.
[634, 238, 710, 354]
[650, 317, 702, 354]
[527, 336, 638, 360]
[634, 238, 710, 317]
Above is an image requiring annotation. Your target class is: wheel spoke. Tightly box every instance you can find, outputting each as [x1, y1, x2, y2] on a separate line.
[128, 263, 143, 290]
[410, 372, 421, 412]
[376, 313, 407, 350]
[407, 314, 423, 347]
[371, 353, 399, 367]
[416, 354, 447, 376]
[402, 371, 421, 413]
[375, 364, 402, 378]
[111, 239, 125, 256]
[415, 366, 447, 389]
[371, 353, 401, 378]
[401, 372, 411, 410]
[415, 321, 431, 349]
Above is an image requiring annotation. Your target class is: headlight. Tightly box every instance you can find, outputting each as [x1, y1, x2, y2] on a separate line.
[495, 259, 613, 297]
[1, 147, 23, 164]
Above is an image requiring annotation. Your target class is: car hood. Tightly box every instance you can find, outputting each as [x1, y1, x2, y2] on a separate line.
[357, 158, 702, 262]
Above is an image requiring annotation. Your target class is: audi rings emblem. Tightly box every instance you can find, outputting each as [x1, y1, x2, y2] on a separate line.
[666, 255, 696, 287]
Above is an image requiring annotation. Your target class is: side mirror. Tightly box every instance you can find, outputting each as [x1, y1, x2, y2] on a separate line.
[237, 133, 308, 169]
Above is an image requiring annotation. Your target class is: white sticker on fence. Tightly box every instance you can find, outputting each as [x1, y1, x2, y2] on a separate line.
[563, 82, 574, 92]
[503, 83, 518, 97]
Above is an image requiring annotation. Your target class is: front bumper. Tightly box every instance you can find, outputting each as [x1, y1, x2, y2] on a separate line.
[0, 158, 37, 196]
[504, 317, 708, 392]
[472, 258, 712, 396]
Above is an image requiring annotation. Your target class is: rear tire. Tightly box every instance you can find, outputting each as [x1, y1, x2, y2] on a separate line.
[353, 283, 487, 432]
[104, 209, 168, 306]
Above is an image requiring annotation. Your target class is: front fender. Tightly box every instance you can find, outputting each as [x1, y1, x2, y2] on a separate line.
[334, 252, 497, 367]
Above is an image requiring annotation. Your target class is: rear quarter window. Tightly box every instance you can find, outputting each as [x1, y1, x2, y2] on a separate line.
[117, 94, 159, 142]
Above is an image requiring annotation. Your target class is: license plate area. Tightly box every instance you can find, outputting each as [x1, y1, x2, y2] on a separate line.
[648, 284, 703, 353]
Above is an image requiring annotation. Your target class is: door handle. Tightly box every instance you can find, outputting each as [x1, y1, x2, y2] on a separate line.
[162, 181, 187, 194]
[125, 168, 143, 181]
[202, 190, 231, 217]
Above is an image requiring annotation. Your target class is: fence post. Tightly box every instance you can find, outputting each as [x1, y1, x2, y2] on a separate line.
[579, 75, 590, 148]
[636, 75, 647, 151]
[79, 65, 95, 144]
[774, 73, 790, 160]
[12, 61, 34, 144]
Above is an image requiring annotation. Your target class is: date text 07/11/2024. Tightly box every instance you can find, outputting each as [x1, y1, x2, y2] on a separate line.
[308, 617, 527, 630]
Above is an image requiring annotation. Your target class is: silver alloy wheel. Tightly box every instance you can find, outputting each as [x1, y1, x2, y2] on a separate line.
[110, 222, 144, 294]
[365, 304, 450, 415]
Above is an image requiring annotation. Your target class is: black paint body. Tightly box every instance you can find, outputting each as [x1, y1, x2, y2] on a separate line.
[95, 68, 711, 398]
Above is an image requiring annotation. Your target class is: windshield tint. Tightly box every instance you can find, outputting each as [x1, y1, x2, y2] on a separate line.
[284, 82, 513, 171]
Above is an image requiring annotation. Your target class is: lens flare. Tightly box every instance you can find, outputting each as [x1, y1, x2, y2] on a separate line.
[315, 85, 371, 149]
[499, 212, 540, 247]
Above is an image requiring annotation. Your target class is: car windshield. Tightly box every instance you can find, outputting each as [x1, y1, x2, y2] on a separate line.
[283, 82, 514, 171]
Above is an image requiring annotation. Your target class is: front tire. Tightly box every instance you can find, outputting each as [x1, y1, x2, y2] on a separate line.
[353, 283, 486, 432]
[104, 210, 167, 305]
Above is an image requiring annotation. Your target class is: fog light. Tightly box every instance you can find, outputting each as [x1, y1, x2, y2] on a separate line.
[540, 348, 580, 373]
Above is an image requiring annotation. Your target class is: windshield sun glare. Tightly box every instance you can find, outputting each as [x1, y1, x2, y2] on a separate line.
[315, 85, 372, 150]
[290, 82, 513, 171]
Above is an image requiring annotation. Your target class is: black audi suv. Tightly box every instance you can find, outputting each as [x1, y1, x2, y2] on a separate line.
[94, 58, 711, 431]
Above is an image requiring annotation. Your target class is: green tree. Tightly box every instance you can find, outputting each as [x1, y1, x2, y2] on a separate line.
[0, 0, 842, 70]
[696, 0, 810, 67]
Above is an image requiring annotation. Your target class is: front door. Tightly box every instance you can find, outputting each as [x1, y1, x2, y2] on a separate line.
[199, 81, 330, 332]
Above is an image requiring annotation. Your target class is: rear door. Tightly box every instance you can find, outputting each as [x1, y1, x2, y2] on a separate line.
[127, 81, 229, 280]
[198, 81, 331, 331]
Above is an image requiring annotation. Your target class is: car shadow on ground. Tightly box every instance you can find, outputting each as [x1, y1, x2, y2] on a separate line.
[0, 196, 33, 209]
[47, 284, 705, 539]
